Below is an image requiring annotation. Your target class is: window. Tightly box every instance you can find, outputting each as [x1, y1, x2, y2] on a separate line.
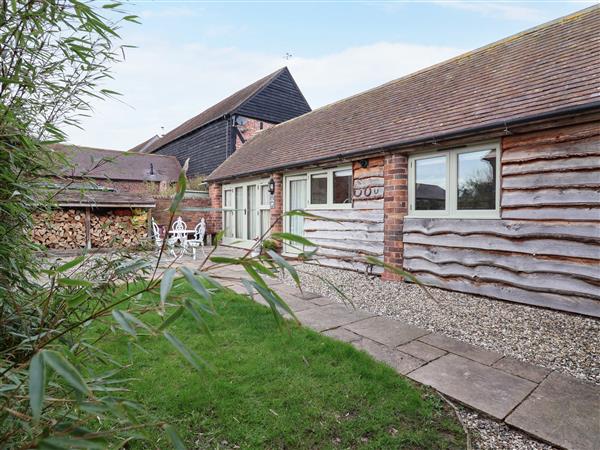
[310, 173, 327, 204]
[259, 184, 271, 237]
[408, 143, 500, 218]
[223, 189, 234, 238]
[307, 165, 353, 209]
[333, 169, 352, 204]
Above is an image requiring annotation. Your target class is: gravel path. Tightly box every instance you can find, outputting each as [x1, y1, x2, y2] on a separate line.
[285, 264, 600, 385]
[282, 264, 600, 449]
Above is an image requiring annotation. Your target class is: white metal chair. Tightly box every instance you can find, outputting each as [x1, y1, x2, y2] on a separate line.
[186, 218, 206, 260]
[167, 216, 187, 258]
[151, 218, 163, 255]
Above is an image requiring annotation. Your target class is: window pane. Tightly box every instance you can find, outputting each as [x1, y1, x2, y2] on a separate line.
[247, 185, 257, 240]
[224, 190, 232, 207]
[260, 185, 270, 206]
[235, 187, 243, 238]
[260, 210, 270, 237]
[310, 174, 327, 204]
[333, 169, 352, 204]
[224, 211, 234, 238]
[457, 149, 496, 210]
[415, 156, 446, 210]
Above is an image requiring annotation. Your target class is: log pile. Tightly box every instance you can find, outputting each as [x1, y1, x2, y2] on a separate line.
[90, 210, 147, 248]
[32, 208, 149, 250]
[32, 209, 86, 249]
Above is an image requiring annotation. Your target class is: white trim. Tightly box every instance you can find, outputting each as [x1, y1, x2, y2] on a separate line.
[408, 142, 501, 219]
[306, 164, 353, 210]
[221, 178, 269, 246]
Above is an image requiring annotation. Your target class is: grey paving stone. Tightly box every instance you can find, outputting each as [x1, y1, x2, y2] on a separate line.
[408, 354, 536, 420]
[294, 304, 374, 332]
[353, 338, 425, 375]
[397, 340, 447, 362]
[323, 327, 361, 343]
[344, 316, 429, 347]
[506, 372, 600, 450]
[493, 356, 551, 383]
[276, 293, 318, 313]
[419, 333, 502, 365]
[309, 296, 335, 306]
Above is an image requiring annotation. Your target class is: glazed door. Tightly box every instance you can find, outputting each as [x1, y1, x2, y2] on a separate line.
[284, 175, 307, 254]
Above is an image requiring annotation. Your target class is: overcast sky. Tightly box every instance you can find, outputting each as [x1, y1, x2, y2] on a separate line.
[65, 0, 594, 150]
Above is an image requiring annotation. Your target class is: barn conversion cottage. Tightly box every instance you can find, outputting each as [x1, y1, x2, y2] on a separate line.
[206, 7, 600, 317]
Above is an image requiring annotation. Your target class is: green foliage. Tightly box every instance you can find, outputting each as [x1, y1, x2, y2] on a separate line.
[92, 288, 465, 449]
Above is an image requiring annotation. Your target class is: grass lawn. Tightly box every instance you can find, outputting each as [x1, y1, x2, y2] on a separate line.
[96, 285, 465, 449]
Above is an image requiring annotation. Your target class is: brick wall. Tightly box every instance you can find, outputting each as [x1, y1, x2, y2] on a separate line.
[234, 116, 275, 150]
[152, 196, 212, 236]
[382, 153, 408, 281]
[208, 183, 222, 236]
[270, 173, 283, 238]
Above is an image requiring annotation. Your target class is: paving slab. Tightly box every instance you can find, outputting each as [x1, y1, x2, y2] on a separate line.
[493, 356, 551, 383]
[309, 296, 335, 306]
[322, 327, 362, 343]
[294, 304, 374, 332]
[353, 338, 425, 375]
[408, 354, 537, 420]
[397, 340, 447, 362]
[344, 316, 429, 347]
[276, 293, 319, 313]
[506, 372, 600, 450]
[419, 333, 502, 365]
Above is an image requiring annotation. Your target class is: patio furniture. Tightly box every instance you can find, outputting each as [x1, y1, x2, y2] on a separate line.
[167, 216, 187, 258]
[151, 218, 163, 255]
[186, 218, 206, 260]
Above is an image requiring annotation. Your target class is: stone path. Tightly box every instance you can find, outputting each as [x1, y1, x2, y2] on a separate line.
[214, 273, 599, 450]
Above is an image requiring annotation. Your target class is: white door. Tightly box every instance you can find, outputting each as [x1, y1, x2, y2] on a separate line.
[284, 175, 307, 254]
[222, 180, 268, 248]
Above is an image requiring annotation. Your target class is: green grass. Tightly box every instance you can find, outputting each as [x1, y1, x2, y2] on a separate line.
[96, 286, 465, 449]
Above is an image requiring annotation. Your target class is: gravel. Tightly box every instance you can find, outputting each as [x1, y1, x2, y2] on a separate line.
[282, 264, 600, 449]
[284, 264, 600, 385]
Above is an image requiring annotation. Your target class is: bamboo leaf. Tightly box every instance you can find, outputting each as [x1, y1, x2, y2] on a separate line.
[267, 250, 300, 289]
[112, 310, 137, 337]
[42, 350, 90, 396]
[169, 160, 188, 213]
[160, 268, 176, 315]
[29, 352, 45, 423]
[183, 299, 213, 340]
[180, 266, 212, 301]
[158, 305, 184, 331]
[164, 424, 186, 450]
[271, 232, 315, 247]
[163, 332, 210, 372]
[55, 255, 85, 272]
[57, 278, 93, 287]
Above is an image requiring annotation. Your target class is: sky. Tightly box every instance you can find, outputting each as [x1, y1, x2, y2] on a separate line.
[66, 0, 596, 150]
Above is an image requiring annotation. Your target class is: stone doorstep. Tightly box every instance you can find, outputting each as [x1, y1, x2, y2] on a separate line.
[506, 372, 600, 450]
[344, 316, 430, 347]
[408, 353, 538, 420]
[419, 333, 503, 366]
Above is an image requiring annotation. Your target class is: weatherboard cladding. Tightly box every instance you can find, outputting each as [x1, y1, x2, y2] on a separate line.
[236, 68, 311, 123]
[207, 6, 600, 182]
[152, 118, 230, 177]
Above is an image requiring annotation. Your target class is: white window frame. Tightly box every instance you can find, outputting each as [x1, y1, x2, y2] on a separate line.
[221, 178, 270, 244]
[408, 142, 501, 219]
[306, 165, 353, 210]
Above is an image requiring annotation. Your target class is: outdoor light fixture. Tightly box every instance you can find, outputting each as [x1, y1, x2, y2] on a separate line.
[268, 177, 276, 195]
[359, 159, 369, 168]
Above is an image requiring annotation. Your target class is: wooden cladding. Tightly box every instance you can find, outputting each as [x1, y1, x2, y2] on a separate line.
[304, 157, 385, 273]
[403, 121, 600, 317]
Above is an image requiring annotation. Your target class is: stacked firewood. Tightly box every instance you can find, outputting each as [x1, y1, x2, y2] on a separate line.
[32, 209, 86, 249]
[32, 208, 149, 250]
[90, 211, 147, 248]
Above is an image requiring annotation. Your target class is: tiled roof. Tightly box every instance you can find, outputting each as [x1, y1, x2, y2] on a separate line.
[55, 189, 156, 208]
[53, 144, 181, 182]
[133, 67, 288, 154]
[208, 6, 600, 181]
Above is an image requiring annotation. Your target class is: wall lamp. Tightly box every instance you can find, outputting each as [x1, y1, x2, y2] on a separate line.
[268, 176, 276, 195]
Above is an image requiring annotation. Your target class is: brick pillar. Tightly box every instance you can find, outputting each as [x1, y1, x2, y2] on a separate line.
[208, 182, 222, 235]
[382, 153, 408, 281]
[270, 173, 284, 247]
